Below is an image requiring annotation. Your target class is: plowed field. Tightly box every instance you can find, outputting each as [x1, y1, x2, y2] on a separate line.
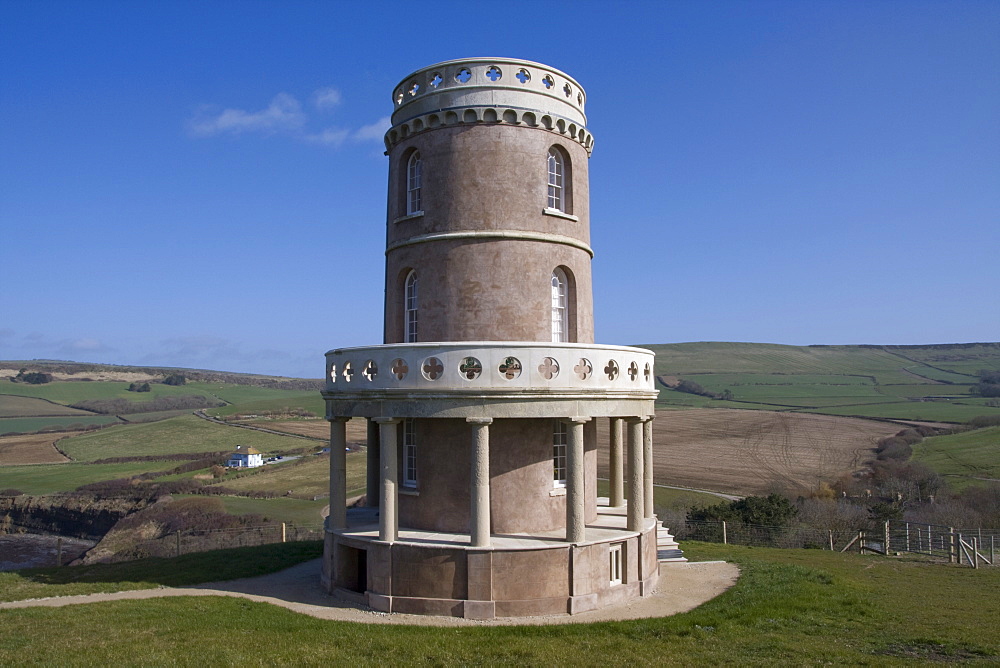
[598, 409, 898, 496]
[0, 433, 76, 465]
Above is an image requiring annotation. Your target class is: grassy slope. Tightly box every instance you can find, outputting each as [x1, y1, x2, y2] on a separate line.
[646, 342, 1000, 423]
[913, 426, 1000, 489]
[0, 543, 997, 664]
[206, 392, 325, 418]
[0, 461, 181, 495]
[58, 415, 313, 462]
[208, 452, 367, 497]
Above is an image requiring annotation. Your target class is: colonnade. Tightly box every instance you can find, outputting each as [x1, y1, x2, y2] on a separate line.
[326, 415, 656, 544]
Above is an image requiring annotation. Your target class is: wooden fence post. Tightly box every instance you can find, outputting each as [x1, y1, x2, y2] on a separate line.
[282, 522, 287, 543]
[828, 529, 834, 551]
[949, 527, 956, 564]
[722, 521, 727, 545]
[973, 537, 979, 569]
[884, 521, 890, 554]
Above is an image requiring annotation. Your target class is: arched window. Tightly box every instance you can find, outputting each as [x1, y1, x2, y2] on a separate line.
[551, 268, 568, 343]
[406, 151, 422, 214]
[553, 420, 567, 488]
[547, 148, 563, 211]
[404, 270, 418, 343]
[403, 418, 417, 488]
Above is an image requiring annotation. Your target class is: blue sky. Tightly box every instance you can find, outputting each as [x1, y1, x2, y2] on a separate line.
[2, 0, 997, 378]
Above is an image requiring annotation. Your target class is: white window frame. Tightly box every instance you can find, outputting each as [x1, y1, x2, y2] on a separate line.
[404, 270, 418, 343]
[547, 148, 563, 211]
[403, 418, 417, 488]
[407, 152, 422, 214]
[610, 543, 623, 585]
[553, 420, 567, 488]
[551, 268, 568, 343]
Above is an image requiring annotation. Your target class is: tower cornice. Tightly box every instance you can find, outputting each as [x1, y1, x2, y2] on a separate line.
[385, 58, 594, 156]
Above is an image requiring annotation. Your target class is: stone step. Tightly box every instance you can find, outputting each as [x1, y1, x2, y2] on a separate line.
[657, 525, 687, 562]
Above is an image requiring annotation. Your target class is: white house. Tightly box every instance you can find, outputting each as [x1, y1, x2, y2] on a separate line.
[226, 445, 263, 468]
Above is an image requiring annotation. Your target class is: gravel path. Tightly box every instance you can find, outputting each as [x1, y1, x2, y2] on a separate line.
[0, 559, 739, 626]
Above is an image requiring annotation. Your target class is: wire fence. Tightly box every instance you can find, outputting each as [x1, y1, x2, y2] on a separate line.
[666, 518, 999, 566]
[129, 522, 325, 560]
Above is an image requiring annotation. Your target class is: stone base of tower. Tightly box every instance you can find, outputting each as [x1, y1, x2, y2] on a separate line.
[321, 502, 659, 619]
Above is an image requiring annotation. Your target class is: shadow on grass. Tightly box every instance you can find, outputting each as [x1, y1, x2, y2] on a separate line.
[7, 540, 323, 591]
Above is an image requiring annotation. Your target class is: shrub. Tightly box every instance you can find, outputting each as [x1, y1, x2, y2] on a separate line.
[163, 374, 187, 386]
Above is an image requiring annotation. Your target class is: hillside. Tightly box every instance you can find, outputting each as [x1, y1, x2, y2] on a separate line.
[642, 342, 1000, 423]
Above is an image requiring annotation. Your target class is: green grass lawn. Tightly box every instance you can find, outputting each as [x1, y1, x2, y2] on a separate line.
[0, 543, 997, 664]
[913, 426, 1000, 489]
[0, 461, 181, 495]
[58, 415, 312, 462]
[0, 541, 322, 603]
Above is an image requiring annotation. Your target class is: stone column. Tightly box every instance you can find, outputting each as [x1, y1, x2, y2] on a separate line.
[609, 417, 624, 507]
[374, 417, 400, 542]
[566, 417, 590, 543]
[328, 417, 349, 530]
[366, 418, 380, 508]
[643, 416, 654, 519]
[467, 418, 493, 548]
[626, 418, 644, 533]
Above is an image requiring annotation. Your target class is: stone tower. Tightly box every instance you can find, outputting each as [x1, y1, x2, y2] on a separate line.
[322, 58, 659, 619]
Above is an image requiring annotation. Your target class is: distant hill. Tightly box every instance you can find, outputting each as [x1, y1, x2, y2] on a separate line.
[637, 342, 1000, 423]
[0, 360, 322, 390]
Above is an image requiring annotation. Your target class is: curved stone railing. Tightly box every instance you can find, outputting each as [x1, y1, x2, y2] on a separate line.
[324, 342, 656, 396]
[386, 58, 593, 155]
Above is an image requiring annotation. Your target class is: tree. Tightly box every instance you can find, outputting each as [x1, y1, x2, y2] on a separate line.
[163, 374, 187, 386]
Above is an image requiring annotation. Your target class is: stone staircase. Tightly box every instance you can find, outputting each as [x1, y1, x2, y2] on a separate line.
[657, 523, 687, 562]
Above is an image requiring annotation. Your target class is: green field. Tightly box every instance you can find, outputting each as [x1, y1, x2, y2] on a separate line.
[0, 542, 997, 664]
[913, 426, 1000, 489]
[0, 415, 122, 435]
[57, 415, 313, 462]
[209, 495, 329, 525]
[0, 379, 212, 406]
[0, 395, 95, 418]
[0, 461, 181, 495]
[206, 392, 325, 418]
[647, 342, 1000, 423]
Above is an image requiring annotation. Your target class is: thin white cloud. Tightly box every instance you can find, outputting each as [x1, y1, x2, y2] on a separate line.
[187, 93, 305, 137]
[353, 116, 390, 142]
[305, 128, 350, 146]
[313, 87, 343, 111]
[187, 93, 387, 148]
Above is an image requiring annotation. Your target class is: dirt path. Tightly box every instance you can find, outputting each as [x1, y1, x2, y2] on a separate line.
[0, 559, 739, 626]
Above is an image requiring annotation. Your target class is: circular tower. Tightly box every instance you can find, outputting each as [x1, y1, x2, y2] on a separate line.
[322, 58, 660, 619]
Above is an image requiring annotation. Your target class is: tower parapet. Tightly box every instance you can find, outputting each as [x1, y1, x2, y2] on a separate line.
[386, 58, 593, 155]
